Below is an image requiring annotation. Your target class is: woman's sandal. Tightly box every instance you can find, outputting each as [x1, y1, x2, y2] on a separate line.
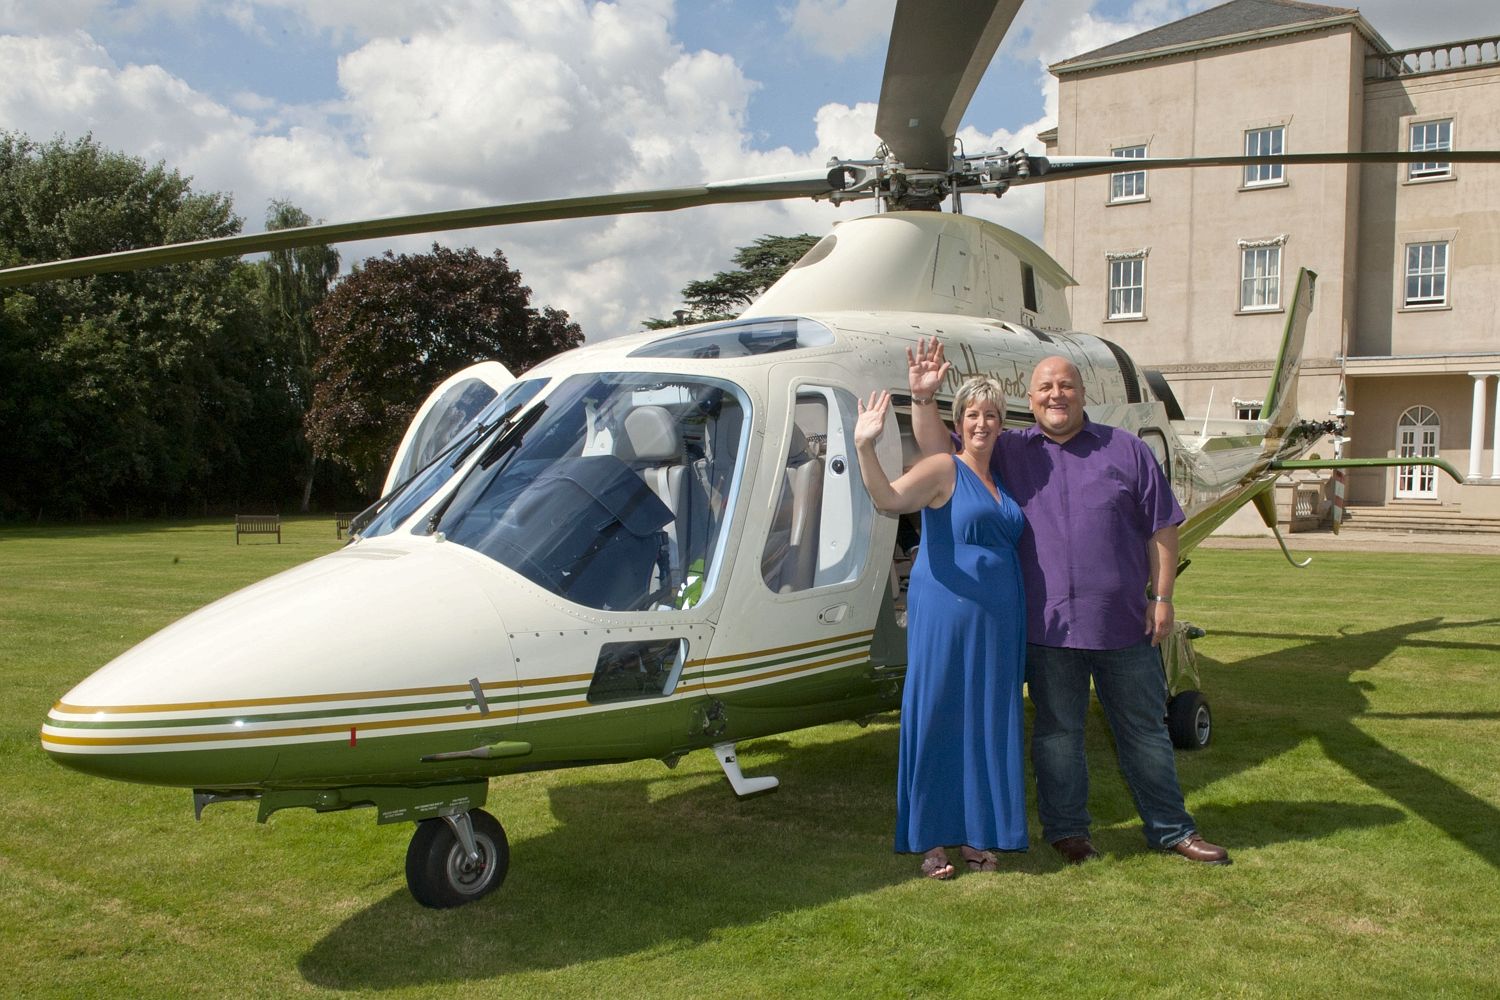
[920, 849, 955, 880]
[961, 847, 999, 872]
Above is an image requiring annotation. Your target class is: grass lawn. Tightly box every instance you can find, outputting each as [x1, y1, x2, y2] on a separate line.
[2, 518, 1497, 998]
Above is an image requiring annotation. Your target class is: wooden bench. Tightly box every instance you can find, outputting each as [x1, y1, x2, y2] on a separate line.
[234, 514, 281, 544]
[335, 512, 356, 539]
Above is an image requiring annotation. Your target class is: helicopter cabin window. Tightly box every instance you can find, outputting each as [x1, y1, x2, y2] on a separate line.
[1242, 126, 1285, 188]
[1109, 145, 1147, 203]
[587, 639, 687, 704]
[433, 372, 747, 612]
[1403, 241, 1449, 308]
[1239, 245, 1282, 311]
[1407, 119, 1453, 181]
[1107, 257, 1145, 320]
[1138, 429, 1170, 480]
[761, 388, 873, 594]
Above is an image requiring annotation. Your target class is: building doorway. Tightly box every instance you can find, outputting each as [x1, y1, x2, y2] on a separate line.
[1395, 405, 1440, 499]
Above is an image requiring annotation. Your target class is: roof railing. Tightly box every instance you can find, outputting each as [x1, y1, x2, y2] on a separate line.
[1366, 35, 1500, 80]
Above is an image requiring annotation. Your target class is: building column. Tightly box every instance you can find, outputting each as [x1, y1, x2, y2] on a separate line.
[1470, 374, 1491, 481]
[1492, 376, 1500, 480]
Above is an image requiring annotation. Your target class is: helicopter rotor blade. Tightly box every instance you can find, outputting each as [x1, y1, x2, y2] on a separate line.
[0, 170, 838, 289]
[1009, 149, 1500, 184]
[875, 0, 1023, 171]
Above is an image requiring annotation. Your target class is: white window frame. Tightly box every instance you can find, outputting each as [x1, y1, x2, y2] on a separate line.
[1239, 245, 1282, 311]
[1110, 145, 1147, 203]
[1408, 119, 1452, 180]
[1243, 126, 1285, 187]
[1234, 400, 1264, 420]
[1404, 241, 1449, 307]
[1395, 405, 1440, 499]
[1107, 256, 1145, 319]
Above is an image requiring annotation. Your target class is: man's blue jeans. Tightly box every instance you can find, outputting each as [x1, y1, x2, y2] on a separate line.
[1026, 641, 1196, 850]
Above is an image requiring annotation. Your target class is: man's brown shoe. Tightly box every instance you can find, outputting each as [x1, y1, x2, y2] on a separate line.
[1051, 836, 1100, 865]
[1169, 833, 1231, 865]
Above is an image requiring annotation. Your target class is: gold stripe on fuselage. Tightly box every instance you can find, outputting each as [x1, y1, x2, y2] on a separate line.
[44, 631, 877, 750]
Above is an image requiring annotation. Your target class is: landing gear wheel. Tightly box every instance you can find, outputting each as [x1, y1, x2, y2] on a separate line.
[405, 808, 509, 908]
[1168, 690, 1211, 750]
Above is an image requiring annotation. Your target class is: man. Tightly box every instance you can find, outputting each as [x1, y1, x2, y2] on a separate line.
[907, 340, 1229, 866]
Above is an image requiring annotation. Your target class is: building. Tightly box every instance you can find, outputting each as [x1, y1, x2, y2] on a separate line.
[1041, 0, 1500, 526]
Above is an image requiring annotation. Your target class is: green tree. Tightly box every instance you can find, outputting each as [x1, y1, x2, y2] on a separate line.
[0, 132, 266, 518]
[645, 233, 820, 328]
[305, 244, 583, 493]
[259, 200, 340, 511]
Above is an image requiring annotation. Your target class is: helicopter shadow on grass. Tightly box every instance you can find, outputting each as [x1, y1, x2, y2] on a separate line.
[299, 702, 1424, 989]
[1082, 616, 1500, 868]
[299, 724, 923, 989]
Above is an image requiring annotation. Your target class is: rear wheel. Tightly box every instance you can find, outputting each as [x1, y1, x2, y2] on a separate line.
[405, 808, 509, 908]
[1167, 690, 1211, 750]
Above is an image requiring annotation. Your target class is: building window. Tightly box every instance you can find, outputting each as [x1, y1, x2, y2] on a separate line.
[1404, 242, 1449, 307]
[1243, 126, 1284, 187]
[1107, 257, 1145, 318]
[1409, 120, 1452, 180]
[1240, 246, 1281, 310]
[1396, 405, 1440, 499]
[1110, 145, 1147, 202]
[1234, 400, 1264, 420]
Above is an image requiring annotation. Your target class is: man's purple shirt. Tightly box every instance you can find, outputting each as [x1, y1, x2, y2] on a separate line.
[986, 418, 1184, 650]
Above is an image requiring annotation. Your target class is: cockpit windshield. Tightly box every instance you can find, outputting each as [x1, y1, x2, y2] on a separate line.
[355, 378, 548, 539]
[434, 372, 747, 612]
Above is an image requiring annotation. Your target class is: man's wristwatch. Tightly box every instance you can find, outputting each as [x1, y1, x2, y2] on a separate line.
[1148, 595, 1173, 605]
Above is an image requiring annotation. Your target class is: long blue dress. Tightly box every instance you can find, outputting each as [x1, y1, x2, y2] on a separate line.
[895, 456, 1028, 854]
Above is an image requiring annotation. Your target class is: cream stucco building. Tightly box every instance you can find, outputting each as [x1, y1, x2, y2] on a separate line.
[1041, 0, 1500, 527]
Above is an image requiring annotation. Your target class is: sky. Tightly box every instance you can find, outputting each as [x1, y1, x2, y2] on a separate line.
[2, 0, 1496, 339]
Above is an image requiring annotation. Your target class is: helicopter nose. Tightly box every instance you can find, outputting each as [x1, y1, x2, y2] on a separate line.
[41, 538, 513, 788]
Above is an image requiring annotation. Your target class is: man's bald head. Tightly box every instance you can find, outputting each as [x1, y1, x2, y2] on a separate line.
[1028, 356, 1086, 443]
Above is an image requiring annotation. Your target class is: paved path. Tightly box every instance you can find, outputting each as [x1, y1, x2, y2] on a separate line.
[1200, 529, 1500, 555]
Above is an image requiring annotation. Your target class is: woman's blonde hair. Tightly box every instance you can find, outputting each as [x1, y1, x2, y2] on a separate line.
[951, 376, 1007, 437]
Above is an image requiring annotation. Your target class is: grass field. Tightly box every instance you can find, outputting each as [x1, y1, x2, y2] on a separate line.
[2, 518, 1498, 998]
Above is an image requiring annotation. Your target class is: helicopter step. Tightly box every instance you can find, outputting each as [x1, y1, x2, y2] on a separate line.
[714, 742, 779, 797]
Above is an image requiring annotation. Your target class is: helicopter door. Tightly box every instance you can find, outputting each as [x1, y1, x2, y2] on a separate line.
[706, 384, 891, 716]
[382, 360, 514, 494]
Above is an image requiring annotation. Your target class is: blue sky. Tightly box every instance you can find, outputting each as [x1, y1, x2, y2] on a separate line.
[1, 0, 1494, 337]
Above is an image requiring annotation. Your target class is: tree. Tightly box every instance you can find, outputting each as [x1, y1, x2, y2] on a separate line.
[305, 244, 583, 493]
[258, 200, 340, 511]
[645, 233, 821, 328]
[0, 132, 266, 518]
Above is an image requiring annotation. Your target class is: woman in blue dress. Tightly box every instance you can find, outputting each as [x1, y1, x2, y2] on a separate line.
[854, 376, 1028, 878]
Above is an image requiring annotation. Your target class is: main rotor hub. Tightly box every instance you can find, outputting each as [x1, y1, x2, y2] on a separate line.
[823, 148, 1049, 211]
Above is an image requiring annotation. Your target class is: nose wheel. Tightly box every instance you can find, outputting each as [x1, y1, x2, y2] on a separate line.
[405, 808, 510, 908]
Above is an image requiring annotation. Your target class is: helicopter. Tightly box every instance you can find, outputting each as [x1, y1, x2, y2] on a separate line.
[11, 0, 1487, 909]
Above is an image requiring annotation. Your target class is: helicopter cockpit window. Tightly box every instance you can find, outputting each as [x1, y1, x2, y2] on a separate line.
[435, 372, 747, 612]
[391, 378, 499, 488]
[628, 317, 834, 360]
[761, 387, 873, 594]
[356, 378, 549, 540]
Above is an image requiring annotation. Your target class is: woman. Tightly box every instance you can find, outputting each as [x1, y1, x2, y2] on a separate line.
[854, 377, 1028, 878]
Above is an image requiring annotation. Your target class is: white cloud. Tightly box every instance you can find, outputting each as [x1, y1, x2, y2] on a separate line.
[784, 0, 896, 59]
[6, 0, 1498, 340]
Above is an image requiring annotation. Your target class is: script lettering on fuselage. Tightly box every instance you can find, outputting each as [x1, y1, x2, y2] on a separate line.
[940, 341, 1029, 399]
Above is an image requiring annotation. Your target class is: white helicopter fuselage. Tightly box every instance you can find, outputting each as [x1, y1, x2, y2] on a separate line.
[42, 211, 1310, 854]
